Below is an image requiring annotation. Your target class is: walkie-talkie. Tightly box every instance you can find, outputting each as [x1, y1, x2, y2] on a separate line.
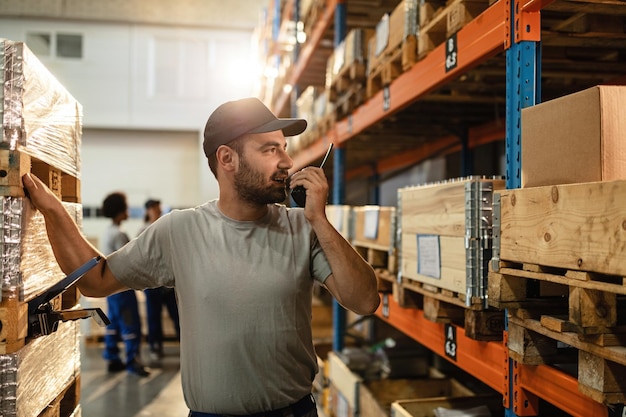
[290, 143, 334, 207]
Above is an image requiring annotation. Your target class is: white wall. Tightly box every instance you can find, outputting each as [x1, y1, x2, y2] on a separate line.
[0, 17, 258, 241]
[0, 18, 259, 129]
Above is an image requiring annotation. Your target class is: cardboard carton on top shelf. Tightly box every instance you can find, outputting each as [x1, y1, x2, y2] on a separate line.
[521, 85, 626, 188]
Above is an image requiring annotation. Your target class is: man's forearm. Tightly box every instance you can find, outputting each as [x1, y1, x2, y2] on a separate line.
[313, 219, 380, 315]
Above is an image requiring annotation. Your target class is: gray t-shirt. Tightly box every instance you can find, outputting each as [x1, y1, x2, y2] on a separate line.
[107, 200, 332, 414]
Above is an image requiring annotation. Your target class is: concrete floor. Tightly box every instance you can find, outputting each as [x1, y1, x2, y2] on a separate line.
[80, 340, 189, 417]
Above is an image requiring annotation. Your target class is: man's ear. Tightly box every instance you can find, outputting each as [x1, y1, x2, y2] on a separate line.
[215, 145, 237, 172]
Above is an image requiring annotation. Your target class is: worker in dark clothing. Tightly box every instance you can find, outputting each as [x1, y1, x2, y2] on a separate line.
[139, 199, 181, 361]
[101, 192, 150, 377]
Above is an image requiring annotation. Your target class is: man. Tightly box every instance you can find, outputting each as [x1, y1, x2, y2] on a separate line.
[22, 97, 380, 417]
[100, 191, 150, 376]
[139, 198, 181, 361]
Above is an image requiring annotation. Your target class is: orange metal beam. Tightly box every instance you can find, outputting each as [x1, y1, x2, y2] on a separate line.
[291, 120, 504, 177]
[376, 294, 506, 394]
[335, 0, 507, 143]
[272, 0, 337, 116]
[518, 363, 609, 417]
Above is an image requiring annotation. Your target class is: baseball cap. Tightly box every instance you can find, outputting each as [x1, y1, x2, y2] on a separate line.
[203, 97, 307, 158]
[145, 199, 160, 209]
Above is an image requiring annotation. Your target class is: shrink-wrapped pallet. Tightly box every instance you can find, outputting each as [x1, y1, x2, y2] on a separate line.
[0, 38, 84, 415]
[1, 39, 82, 178]
[0, 321, 81, 417]
[1, 199, 81, 302]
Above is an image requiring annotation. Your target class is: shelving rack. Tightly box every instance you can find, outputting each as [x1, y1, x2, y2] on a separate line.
[260, 0, 626, 416]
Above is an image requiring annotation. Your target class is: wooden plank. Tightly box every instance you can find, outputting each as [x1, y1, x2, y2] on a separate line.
[399, 180, 467, 237]
[0, 298, 28, 354]
[578, 350, 626, 404]
[509, 315, 626, 367]
[423, 296, 465, 324]
[569, 286, 617, 329]
[464, 309, 504, 341]
[498, 180, 626, 277]
[507, 320, 560, 365]
[0, 149, 30, 197]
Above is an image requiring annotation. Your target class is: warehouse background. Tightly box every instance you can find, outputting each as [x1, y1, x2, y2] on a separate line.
[0, 0, 268, 243]
[0, 0, 505, 245]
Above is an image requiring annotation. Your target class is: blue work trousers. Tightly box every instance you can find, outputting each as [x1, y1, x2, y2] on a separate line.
[144, 287, 180, 352]
[103, 289, 142, 364]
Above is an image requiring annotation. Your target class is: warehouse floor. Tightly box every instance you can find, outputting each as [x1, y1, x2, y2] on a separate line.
[80, 340, 189, 416]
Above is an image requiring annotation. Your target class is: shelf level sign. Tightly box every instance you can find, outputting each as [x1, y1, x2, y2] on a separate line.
[444, 323, 457, 361]
[445, 33, 458, 73]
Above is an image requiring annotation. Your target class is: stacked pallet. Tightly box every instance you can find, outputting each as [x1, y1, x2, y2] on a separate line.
[418, 0, 490, 59]
[396, 177, 505, 341]
[488, 86, 626, 404]
[0, 39, 85, 417]
[326, 28, 374, 120]
[366, 0, 419, 98]
[292, 86, 334, 155]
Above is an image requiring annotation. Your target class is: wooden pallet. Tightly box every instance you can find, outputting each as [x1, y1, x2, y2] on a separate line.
[366, 35, 417, 99]
[508, 311, 626, 404]
[1, 150, 82, 353]
[491, 260, 626, 404]
[0, 148, 81, 202]
[333, 83, 367, 121]
[0, 284, 80, 354]
[328, 61, 367, 101]
[489, 261, 626, 333]
[395, 278, 504, 341]
[39, 375, 81, 417]
[418, 0, 490, 59]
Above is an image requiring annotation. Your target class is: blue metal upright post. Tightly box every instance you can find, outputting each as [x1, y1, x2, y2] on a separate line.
[332, 0, 347, 353]
[505, 0, 541, 414]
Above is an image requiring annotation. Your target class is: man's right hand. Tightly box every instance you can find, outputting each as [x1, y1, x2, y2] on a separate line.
[22, 173, 63, 213]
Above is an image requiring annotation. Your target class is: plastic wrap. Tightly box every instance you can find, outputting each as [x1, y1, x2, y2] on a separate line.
[0, 197, 23, 301]
[0, 320, 80, 417]
[1, 197, 82, 302]
[1, 38, 82, 178]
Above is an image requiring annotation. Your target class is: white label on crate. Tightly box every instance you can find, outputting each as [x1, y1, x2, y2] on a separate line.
[375, 14, 390, 57]
[364, 207, 380, 240]
[417, 234, 441, 279]
[328, 207, 345, 232]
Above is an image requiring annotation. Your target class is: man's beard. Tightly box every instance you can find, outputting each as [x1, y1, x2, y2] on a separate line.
[234, 155, 287, 205]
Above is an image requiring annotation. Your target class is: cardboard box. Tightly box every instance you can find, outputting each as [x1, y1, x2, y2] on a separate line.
[521, 86, 626, 188]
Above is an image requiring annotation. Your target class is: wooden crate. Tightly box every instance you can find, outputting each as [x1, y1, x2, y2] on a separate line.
[359, 377, 475, 417]
[418, 0, 490, 59]
[391, 394, 504, 417]
[399, 177, 504, 306]
[495, 180, 626, 278]
[352, 206, 397, 275]
[352, 206, 396, 251]
[326, 205, 353, 241]
[366, 0, 419, 98]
